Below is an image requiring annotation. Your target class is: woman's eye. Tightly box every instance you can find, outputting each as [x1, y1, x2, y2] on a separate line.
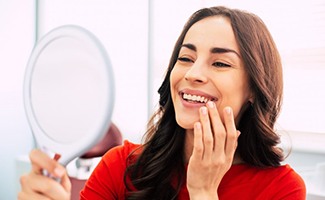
[177, 57, 193, 63]
[213, 62, 231, 68]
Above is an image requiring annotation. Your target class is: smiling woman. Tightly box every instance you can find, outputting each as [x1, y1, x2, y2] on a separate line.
[120, 7, 304, 199]
[19, 5, 306, 200]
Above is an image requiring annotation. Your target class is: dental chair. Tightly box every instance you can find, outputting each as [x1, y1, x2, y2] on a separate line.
[68, 122, 123, 200]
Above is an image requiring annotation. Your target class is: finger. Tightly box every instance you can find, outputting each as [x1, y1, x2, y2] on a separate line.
[192, 122, 204, 160]
[235, 130, 241, 149]
[61, 172, 72, 192]
[206, 101, 226, 152]
[29, 149, 65, 178]
[18, 190, 51, 200]
[25, 172, 70, 199]
[199, 106, 213, 159]
[223, 107, 238, 156]
[20, 174, 34, 194]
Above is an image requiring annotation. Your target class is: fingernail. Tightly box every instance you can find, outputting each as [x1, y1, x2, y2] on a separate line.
[53, 153, 61, 161]
[225, 107, 232, 115]
[207, 101, 214, 108]
[195, 122, 201, 130]
[201, 106, 207, 115]
[54, 167, 65, 177]
[237, 130, 241, 136]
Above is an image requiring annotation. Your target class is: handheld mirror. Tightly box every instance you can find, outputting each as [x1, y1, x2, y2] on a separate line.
[24, 25, 115, 166]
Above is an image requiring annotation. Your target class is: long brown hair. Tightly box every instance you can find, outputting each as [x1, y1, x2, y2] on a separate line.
[124, 6, 283, 199]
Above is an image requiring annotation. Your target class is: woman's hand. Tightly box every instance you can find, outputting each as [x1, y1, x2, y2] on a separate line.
[18, 149, 71, 200]
[187, 101, 240, 200]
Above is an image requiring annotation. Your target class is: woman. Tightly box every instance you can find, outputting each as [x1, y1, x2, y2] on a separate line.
[19, 6, 306, 200]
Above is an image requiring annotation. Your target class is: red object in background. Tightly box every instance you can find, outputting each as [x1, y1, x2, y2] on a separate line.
[69, 122, 123, 200]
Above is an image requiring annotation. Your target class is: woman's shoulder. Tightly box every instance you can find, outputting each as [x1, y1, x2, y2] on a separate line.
[224, 164, 305, 198]
[264, 164, 306, 198]
[101, 140, 142, 163]
[81, 140, 141, 199]
[227, 163, 300, 175]
[219, 164, 306, 199]
[256, 164, 305, 185]
[272, 164, 306, 187]
[227, 164, 305, 184]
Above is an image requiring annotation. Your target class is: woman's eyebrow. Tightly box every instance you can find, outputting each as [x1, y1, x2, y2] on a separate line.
[181, 43, 196, 51]
[210, 47, 240, 58]
[181, 43, 240, 58]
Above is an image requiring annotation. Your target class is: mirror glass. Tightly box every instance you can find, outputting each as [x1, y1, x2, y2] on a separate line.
[24, 25, 114, 165]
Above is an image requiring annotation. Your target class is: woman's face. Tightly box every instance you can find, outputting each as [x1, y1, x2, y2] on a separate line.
[170, 16, 253, 130]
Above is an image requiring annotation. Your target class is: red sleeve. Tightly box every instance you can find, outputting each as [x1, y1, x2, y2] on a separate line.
[271, 165, 306, 200]
[218, 164, 306, 200]
[80, 140, 138, 200]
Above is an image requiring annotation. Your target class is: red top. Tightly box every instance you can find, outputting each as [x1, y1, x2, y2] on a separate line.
[80, 140, 306, 200]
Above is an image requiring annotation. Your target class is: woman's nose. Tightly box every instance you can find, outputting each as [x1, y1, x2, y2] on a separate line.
[184, 61, 208, 83]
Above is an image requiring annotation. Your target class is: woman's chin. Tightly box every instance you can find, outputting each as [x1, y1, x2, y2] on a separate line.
[175, 117, 197, 130]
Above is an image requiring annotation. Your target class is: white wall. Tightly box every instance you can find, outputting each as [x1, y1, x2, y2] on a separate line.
[38, 0, 149, 143]
[0, 1, 35, 199]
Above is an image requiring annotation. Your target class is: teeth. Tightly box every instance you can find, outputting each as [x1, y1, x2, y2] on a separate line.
[182, 93, 209, 103]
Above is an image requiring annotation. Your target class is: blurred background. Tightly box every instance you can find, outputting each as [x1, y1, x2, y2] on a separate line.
[1, 0, 325, 199]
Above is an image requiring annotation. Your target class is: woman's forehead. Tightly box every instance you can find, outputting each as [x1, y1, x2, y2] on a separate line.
[183, 16, 239, 52]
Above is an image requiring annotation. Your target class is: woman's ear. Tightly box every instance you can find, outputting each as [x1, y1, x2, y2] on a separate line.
[248, 93, 255, 105]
